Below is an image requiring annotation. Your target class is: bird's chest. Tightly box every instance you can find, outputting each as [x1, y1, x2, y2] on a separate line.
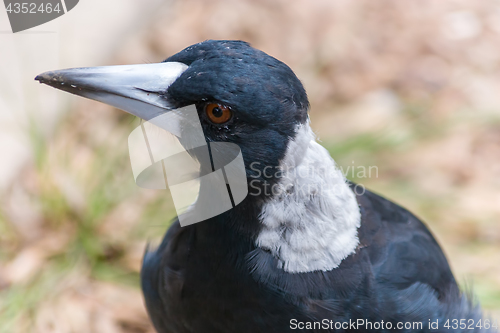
[159, 234, 311, 333]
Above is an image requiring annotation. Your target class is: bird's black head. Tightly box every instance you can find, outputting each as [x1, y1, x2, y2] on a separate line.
[164, 40, 309, 180]
[35, 40, 309, 189]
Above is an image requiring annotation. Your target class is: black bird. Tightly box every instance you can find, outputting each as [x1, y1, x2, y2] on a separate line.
[36, 40, 492, 333]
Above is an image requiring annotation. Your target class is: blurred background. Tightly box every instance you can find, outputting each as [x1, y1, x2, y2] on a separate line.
[1, 0, 500, 331]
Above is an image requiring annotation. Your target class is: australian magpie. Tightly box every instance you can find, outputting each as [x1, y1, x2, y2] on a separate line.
[36, 40, 492, 332]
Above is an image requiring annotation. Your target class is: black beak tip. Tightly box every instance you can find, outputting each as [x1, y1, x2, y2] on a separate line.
[34, 71, 53, 84]
[34, 71, 66, 87]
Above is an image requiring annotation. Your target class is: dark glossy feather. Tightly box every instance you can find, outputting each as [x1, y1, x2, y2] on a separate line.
[142, 184, 485, 333]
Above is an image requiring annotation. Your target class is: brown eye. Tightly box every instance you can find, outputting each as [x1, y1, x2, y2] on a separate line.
[205, 103, 232, 124]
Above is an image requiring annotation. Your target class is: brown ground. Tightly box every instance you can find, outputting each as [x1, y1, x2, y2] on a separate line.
[1, 0, 499, 331]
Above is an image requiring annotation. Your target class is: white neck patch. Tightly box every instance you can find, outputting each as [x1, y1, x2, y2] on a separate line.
[255, 123, 361, 273]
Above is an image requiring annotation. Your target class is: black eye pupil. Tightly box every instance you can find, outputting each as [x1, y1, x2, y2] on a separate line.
[212, 107, 223, 118]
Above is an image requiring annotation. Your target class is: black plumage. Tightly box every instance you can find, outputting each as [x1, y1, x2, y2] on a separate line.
[142, 182, 482, 332]
[35, 40, 490, 333]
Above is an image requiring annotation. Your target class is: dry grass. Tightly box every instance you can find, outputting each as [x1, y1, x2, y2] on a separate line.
[1, 0, 499, 331]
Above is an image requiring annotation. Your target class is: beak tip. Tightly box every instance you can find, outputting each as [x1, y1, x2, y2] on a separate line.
[34, 71, 64, 87]
[34, 72, 52, 83]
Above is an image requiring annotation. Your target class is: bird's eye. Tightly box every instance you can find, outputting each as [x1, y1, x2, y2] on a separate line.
[205, 103, 232, 124]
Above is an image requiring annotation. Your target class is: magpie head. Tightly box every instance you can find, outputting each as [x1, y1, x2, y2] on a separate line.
[35, 40, 310, 193]
[164, 40, 309, 183]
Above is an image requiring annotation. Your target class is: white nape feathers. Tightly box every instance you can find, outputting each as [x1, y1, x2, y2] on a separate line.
[256, 123, 361, 273]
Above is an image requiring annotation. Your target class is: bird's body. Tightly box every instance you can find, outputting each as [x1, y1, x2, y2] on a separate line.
[141, 164, 478, 333]
[36, 40, 490, 333]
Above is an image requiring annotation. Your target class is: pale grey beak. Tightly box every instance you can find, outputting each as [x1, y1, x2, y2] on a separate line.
[35, 62, 188, 121]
